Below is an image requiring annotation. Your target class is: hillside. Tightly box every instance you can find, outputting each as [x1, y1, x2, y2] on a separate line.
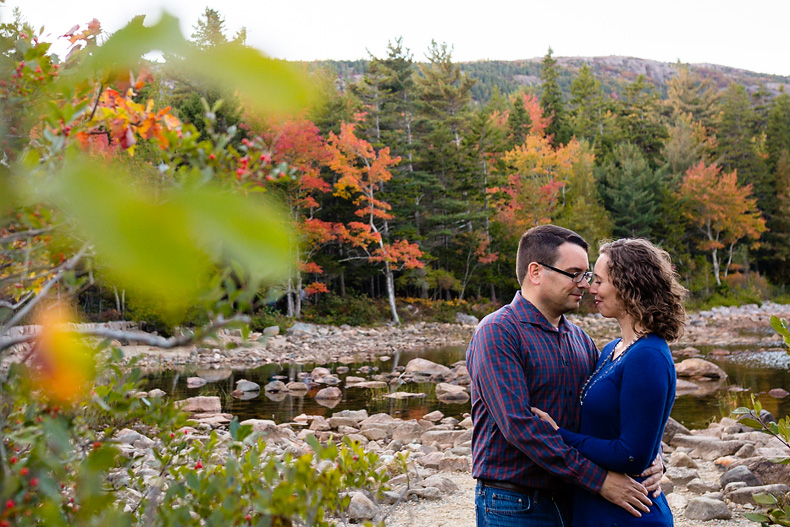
[308, 56, 790, 102]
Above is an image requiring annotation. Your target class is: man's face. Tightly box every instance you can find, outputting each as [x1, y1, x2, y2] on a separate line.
[537, 242, 591, 318]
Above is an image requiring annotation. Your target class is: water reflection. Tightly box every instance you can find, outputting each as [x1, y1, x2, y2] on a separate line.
[141, 344, 790, 429]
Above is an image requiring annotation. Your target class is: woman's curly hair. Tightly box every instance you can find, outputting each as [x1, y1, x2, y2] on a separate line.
[599, 238, 687, 342]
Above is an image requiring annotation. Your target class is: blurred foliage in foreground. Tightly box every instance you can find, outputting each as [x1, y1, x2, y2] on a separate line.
[0, 8, 395, 527]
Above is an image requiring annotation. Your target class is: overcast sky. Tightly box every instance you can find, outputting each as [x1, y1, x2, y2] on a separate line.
[3, 0, 789, 77]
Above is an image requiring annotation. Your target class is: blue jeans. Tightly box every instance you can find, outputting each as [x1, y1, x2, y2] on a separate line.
[475, 482, 571, 527]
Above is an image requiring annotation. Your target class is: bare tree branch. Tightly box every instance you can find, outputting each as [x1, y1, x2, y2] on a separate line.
[0, 292, 33, 310]
[0, 245, 90, 335]
[0, 314, 250, 354]
[0, 228, 54, 244]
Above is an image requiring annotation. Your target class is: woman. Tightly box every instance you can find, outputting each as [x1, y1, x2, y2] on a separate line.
[533, 238, 686, 526]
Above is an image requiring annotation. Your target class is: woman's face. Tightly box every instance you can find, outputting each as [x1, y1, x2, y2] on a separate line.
[590, 253, 626, 319]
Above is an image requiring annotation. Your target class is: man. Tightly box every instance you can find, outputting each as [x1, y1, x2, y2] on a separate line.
[467, 225, 662, 526]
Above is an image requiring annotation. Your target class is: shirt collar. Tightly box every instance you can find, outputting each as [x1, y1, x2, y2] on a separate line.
[512, 291, 569, 333]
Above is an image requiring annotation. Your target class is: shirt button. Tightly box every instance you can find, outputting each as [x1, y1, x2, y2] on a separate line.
[628, 456, 634, 462]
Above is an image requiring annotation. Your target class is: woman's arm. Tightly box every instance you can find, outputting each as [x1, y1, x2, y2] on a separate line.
[558, 345, 674, 474]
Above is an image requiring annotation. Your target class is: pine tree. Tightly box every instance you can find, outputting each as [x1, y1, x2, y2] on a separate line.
[714, 84, 771, 207]
[191, 8, 228, 50]
[568, 63, 615, 158]
[665, 65, 719, 127]
[540, 47, 571, 146]
[614, 75, 667, 168]
[596, 143, 663, 238]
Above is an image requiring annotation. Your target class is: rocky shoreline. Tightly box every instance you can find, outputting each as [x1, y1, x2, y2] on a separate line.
[3, 302, 790, 524]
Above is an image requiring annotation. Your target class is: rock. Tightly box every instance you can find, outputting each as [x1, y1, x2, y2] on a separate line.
[455, 312, 479, 325]
[721, 465, 762, 487]
[663, 417, 691, 443]
[332, 409, 368, 423]
[392, 421, 424, 443]
[439, 455, 471, 472]
[405, 358, 452, 379]
[669, 434, 743, 460]
[420, 430, 465, 448]
[422, 410, 444, 422]
[727, 484, 790, 505]
[417, 451, 444, 469]
[459, 416, 474, 429]
[231, 389, 259, 400]
[286, 322, 320, 337]
[383, 391, 426, 399]
[685, 497, 732, 520]
[186, 377, 207, 388]
[687, 478, 720, 494]
[315, 387, 342, 400]
[666, 493, 687, 509]
[669, 451, 698, 469]
[176, 396, 221, 413]
[408, 486, 443, 500]
[347, 491, 378, 520]
[195, 368, 232, 382]
[264, 380, 287, 393]
[735, 443, 756, 458]
[286, 381, 308, 392]
[659, 476, 674, 495]
[435, 383, 470, 403]
[673, 346, 700, 358]
[675, 358, 727, 380]
[421, 475, 459, 493]
[235, 379, 260, 392]
[310, 367, 332, 381]
[732, 457, 790, 485]
[239, 419, 295, 444]
[675, 379, 703, 396]
[147, 388, 166, 398]
[262, 325, 279, 336]
[347, 381, 388, 389]
[769, 388, 790, 398]
[665, 466, 700, 485]
[345, 376, 366, 386]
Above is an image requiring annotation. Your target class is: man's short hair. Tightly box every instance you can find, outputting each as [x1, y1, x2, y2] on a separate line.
[516, 225, 589, 285]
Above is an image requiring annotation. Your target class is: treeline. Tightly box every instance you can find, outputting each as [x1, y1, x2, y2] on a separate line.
[7, 8, 789, 328]
[157, 11, 790, 319]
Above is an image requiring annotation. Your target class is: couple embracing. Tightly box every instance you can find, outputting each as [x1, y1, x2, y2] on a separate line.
[467, 225, 686, 527]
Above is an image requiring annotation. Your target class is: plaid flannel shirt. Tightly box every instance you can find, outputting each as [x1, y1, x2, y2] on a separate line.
[467, 292, 607, 493]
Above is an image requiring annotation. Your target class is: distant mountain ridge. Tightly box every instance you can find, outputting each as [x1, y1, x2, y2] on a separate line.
[310, 55, 790, 103]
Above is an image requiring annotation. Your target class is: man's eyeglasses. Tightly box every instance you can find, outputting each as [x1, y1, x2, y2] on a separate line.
[537, 262, 593, 284]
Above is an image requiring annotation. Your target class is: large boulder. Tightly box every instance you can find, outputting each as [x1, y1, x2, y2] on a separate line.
[405, 358, 452, 379]
[675, 358, 727, 380]
[721, 465, 762, 488]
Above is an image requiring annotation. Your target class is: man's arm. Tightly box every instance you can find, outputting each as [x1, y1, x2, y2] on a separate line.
[470, 322, 607, 492]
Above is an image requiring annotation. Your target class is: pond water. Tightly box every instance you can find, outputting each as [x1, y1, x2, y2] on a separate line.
[141, 343, 790, 430]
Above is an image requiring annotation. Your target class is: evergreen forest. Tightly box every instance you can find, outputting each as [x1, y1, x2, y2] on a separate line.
[4, 7, 790, 329]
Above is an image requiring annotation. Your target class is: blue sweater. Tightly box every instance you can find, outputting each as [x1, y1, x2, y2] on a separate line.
[558, 334, 676, 527]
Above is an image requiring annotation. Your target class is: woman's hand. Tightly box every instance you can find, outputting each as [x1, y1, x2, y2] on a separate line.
[531, 407, 559, 430]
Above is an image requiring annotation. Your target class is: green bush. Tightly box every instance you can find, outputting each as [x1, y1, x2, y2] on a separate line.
[0, 349, 387, 527]
[301, 292, 387, 326]
[249, 305, 291, 334]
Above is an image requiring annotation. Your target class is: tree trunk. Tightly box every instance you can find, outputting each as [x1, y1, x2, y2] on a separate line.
[339, 271, 346, 297]
[384, 263, 400, 325]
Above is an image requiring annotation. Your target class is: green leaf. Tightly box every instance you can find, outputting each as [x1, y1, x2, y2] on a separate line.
[175, 184, 293, 282]
[753, 492, 779, 505]
[738, 417, 764, 429]
[79, 13, 189, 77]
[230, 417, 240, 440]
[742, 512, 770, 521]
[29, 156, 209, 317]
[86, 445, 120, 471]
[184, 43, 314, 117]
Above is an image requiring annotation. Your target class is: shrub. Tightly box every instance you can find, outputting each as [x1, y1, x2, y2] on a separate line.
[0, 349, 387, 527]
[301, 292, 387, 326]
